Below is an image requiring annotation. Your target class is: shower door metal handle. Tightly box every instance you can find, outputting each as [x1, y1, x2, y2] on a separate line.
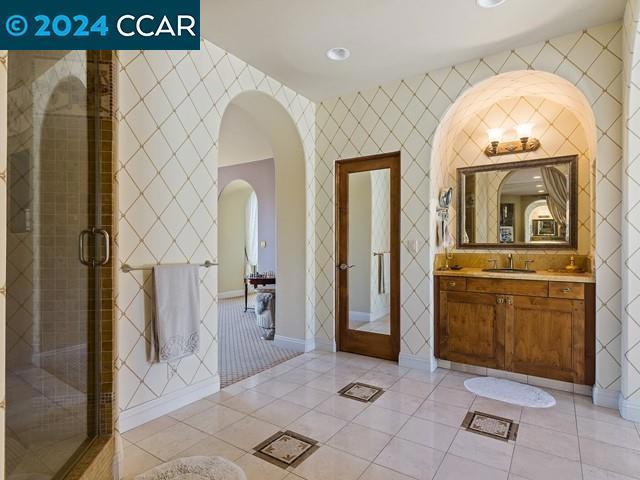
[79, 228, 110, 266]
[95, 228, 110, 266]
[79, 229, 94, 266]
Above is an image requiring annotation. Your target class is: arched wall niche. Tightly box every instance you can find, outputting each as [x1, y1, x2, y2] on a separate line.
[430, 70, 597, 256]
[428, 69, 611, 392]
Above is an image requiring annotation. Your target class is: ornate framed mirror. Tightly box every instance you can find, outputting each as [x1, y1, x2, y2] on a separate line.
[457, 155, 578, 250]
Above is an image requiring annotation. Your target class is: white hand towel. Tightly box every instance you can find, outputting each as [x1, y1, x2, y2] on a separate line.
[151, 264, 201, 363]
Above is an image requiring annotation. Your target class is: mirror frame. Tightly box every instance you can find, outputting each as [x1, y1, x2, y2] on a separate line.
[456, 155, 579, 250]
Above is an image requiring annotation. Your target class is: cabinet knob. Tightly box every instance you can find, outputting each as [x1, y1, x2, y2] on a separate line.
[561, 287, 572, 293]
[448, 281, 456, 287]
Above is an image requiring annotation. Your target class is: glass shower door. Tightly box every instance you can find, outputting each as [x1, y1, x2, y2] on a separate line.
[5, 50, 103, 479]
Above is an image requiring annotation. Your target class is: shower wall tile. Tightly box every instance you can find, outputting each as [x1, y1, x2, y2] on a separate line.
[315, 22, 624, 392]
[116, 41, 315, 424]
[0, 49, 7, 480]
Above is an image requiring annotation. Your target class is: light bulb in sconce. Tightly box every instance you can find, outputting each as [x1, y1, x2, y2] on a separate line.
[487, 128, 505, 154]
[516, 123, 534, 148]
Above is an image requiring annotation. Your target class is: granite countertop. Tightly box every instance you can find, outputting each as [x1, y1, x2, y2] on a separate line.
[434, 267, 595, 284]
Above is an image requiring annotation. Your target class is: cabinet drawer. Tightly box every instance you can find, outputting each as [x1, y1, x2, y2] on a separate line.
[549, 282, 584, 300]
[440, 277, 466, 291]
[466, 278, 548, 297]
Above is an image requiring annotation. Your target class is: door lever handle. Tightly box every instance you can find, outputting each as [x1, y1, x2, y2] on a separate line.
[338, 263, 355, 271]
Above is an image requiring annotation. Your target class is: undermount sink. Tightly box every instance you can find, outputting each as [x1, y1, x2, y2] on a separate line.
[482, 268, 537, 274]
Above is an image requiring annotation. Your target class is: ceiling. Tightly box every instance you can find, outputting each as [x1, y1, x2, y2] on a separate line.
[202, 0, 625, 101]
[500, 167, 546, 196]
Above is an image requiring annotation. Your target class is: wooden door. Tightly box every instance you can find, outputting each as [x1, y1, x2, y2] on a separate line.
[506, 295, 585, 383]
[335, 152, 401, 361]
[439, 291, 505, 369]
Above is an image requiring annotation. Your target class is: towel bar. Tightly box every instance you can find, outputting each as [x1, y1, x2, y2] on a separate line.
[121, 260, 217, 273]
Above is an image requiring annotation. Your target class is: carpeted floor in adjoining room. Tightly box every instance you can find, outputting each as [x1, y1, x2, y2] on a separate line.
[218, 294, 301, 388]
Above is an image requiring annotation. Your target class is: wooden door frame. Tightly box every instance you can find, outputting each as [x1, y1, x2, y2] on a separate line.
[335, 151, 401, 361]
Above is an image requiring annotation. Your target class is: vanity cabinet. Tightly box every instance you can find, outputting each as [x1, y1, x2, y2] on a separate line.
[435, 276, 595, 385]
[438, 290, 505, 369]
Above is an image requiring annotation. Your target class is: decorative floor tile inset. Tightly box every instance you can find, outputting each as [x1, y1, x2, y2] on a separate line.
[253, 430, 319, 469]
[462, 411, 518, 441]
[338, 382, 384, 403]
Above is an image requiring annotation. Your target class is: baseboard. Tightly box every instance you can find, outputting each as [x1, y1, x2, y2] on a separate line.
[119, 375, 220, 432]
[274, 335, 315, 353]
[218, 289, 244, 299]
[591, 387, 620, 410]
[619, 395, 640, 422]
[314, 336, 337, 353]
[399, 352, 437, 372]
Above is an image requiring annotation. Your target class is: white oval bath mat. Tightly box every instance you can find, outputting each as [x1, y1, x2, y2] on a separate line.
[464, 377, 556, 408]
[135, 456, 247, 480]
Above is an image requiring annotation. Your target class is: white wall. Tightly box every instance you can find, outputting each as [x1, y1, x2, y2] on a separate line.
[218, 182, 253, 293]
[218, 159, 276, 273]
[219, 103, 273, 167]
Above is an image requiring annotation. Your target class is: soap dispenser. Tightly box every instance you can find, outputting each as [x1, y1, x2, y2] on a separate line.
[565, 256, 580, 273]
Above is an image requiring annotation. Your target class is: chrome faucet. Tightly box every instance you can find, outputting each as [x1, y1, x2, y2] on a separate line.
[507, 253, 514, 269]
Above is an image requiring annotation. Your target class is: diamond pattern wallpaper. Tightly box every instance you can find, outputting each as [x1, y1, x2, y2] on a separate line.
[315, 22, 624, 394]
[0, 17, 639, 468]
[116, 41, 315, 423]
[622, 0, 640, 414]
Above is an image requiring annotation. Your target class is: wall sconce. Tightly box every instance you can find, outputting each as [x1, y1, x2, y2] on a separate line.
[484, 123, 541, 157]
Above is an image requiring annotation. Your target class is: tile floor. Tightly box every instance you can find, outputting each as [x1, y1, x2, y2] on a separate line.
[122, 351, 640, 480]
[352, 316, 390, 334]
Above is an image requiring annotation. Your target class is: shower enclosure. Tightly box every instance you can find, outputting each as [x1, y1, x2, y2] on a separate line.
[4, 50, 108, 479]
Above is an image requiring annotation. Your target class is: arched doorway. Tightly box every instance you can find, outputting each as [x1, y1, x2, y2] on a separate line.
[216, 91, 307, 386]
[218, 179, 258, 298]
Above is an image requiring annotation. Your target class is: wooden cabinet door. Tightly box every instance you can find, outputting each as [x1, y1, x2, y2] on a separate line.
[439, 291, 505, 369]
[505, 296, 585, 383]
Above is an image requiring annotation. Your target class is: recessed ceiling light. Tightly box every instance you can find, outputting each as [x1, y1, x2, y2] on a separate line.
[327, 47, 350, 61]
[538, 190, 546, 193]
[477, 0, 508, 7]
[533, 176, 542, 179]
